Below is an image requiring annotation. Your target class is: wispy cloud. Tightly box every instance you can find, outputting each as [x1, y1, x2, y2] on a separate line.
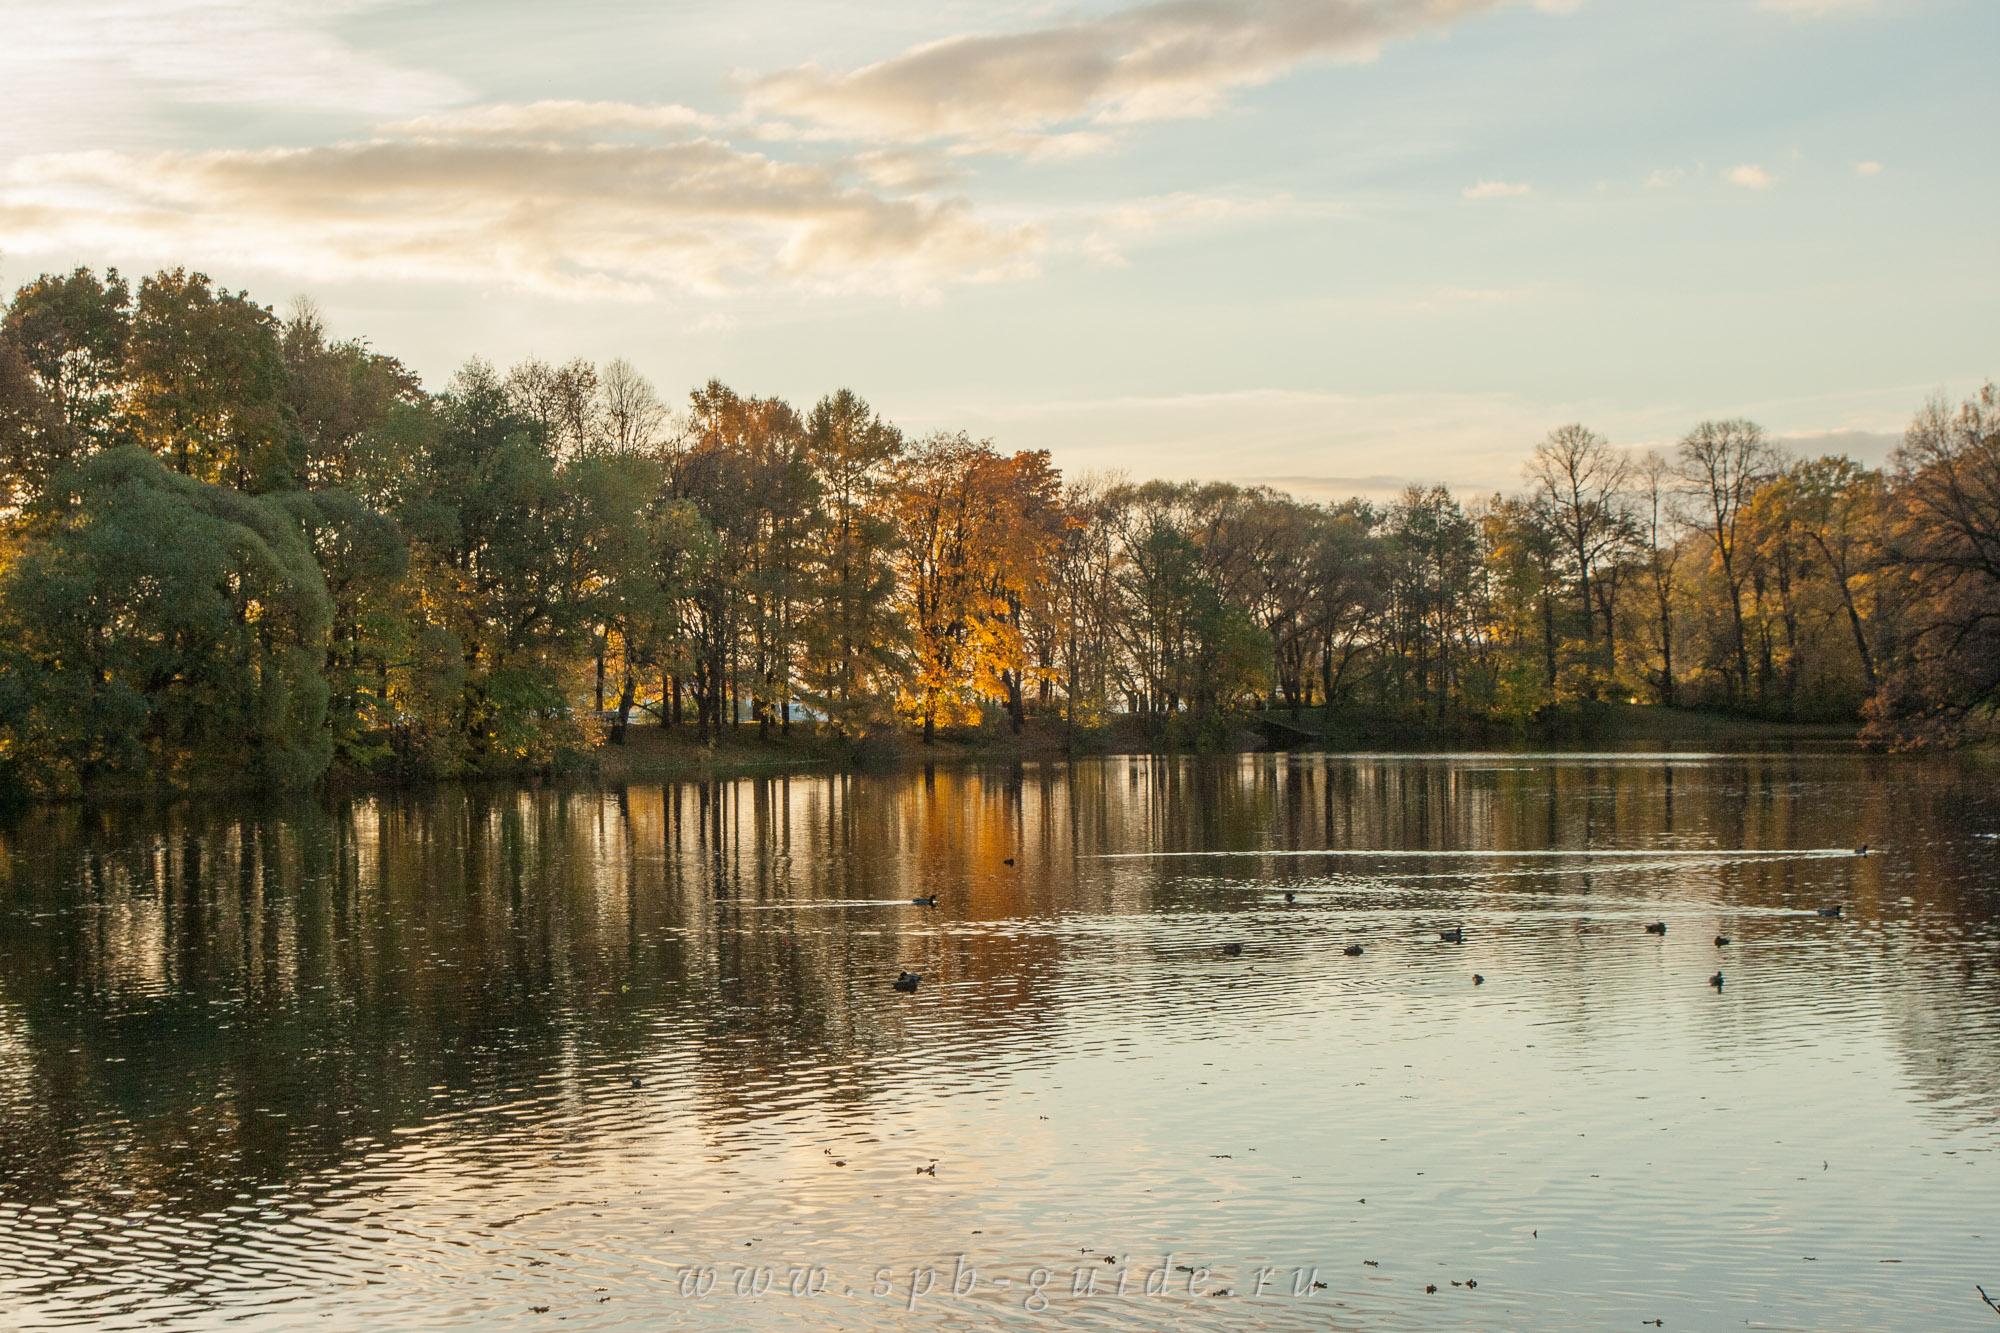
[1724, 163, 1773, 189]
[0, 118, 1043, 298]
[1759, 0, 1875, 16]
[0, 0, 1589, 300]
[746, 0, 1523, 152]
[2, 1, 461, 121]
[379, 101, 720, 141]
[1855, 159, 1883, 176]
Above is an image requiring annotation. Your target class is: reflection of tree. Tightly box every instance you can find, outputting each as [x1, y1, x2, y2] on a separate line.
[0, 752, 1994, 1238]
[0, 767, 1094, 1216]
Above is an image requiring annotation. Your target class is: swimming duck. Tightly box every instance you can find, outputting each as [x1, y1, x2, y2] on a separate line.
[1344, 943, 1364, 957]
[893, 971, 921, 992]
[1644, 921, 1667, 935]
[1222, 942, 1244, 957]
[1473, 974, 1484, 985]
[1714, 934, 1730, 947]
[1284, 891, 1296, 904]
[911, 894, 939, 907]
[1003, 857, 1015, 866]
[1709, 971, 1724, 988]
[1817, 905, 1843, 919]
[1854, 844, 1869, 857]
[1439, 927, 1464, 944]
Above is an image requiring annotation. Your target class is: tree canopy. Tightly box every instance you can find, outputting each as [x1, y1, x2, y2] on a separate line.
[2, 264, 1995, 795]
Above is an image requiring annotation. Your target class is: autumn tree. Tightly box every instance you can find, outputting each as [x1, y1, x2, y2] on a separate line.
[1676, 419, 1780, 704]
[1526, 424, 1629, 676]
[1632, 451, 1683, 704]
[1873, 386, 2000, 739]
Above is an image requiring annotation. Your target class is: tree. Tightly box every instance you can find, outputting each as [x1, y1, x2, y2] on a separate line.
[889, 434, 1059, 741]
[1044, 474, 1125, 729]
[395, 360, 599, 769]
[1383, 486, 1484, 720]
[504, 357, 600, 458]
[1, 266, 131, 498]
[0, 336, 60, 513]
[1481, 494, 1564, 713]
[1310, 500, 1383, 716]
[1526, 424, 1629, 667]
[1872, 386, 2000, 739]
[983, 449, 1065, 733]
[671, 381, 813, 740]
[1676, 419, 1780, 704]
[127, 270, 292, 490]
[281, 299, 423, 498]
[798, 390, 906, 733]
[279, 487, 408, 769]
[0, 447, 332, 795]
[1782, 457, 1884, 690]
[598, 358, 671, 455]
[1633, 451, 1683, 704]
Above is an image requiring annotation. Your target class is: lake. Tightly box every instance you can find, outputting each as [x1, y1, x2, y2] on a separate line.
[1, 751, 1996, 1330]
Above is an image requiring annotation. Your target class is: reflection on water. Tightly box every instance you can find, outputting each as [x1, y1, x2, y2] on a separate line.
[1, 753, 1997, 1330]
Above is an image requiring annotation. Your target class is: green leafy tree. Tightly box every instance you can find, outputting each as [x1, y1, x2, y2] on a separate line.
[127, 270, 293, 491]
[1, 267, 131, 500]
[0, 447, 332, 795]
[798, 390, 906, 734]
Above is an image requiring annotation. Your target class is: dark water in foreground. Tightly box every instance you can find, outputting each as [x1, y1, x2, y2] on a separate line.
[1, 752, 1997, 1330]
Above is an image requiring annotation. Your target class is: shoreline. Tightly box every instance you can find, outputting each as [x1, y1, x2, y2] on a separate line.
[576, 703, 1870, 786]
[1, 706, 1885, 809]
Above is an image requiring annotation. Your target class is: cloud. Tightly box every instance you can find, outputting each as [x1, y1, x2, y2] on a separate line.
[1724, 163, 1772, 189]
[1462, 179, 1530, 198]
[1855, 160, 1882, 176]
[1645, 167, 1683, 189]
[745, 0, 1521, 150]
[2, 1, 461, 120]
[379, 101, 720, 141]
[1759, 0, 1874, 15]
[0, 116, 1043, 298]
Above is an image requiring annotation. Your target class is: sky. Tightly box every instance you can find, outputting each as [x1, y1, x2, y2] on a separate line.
[1, 0, 1994, 498]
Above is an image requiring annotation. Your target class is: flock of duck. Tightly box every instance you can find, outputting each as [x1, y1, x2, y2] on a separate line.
[884, 845, 1867, 996]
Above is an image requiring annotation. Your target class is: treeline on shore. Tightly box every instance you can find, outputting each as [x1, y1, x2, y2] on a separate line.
[1, 265, 1996, 797]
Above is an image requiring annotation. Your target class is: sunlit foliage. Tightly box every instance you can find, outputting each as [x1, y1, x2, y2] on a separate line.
[1, 264, 1994, 795]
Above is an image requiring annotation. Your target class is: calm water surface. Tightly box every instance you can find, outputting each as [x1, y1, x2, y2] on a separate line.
[1, 752, 1998, 1330]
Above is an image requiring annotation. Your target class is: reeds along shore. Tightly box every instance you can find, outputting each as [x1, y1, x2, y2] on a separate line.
[1, 265, 1996, 797]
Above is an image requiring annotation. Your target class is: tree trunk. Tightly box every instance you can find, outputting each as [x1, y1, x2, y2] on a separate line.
[611, 675, 634, 744]
[1838, 580, 1877, 689]
[1656, 591, 1675, 706]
